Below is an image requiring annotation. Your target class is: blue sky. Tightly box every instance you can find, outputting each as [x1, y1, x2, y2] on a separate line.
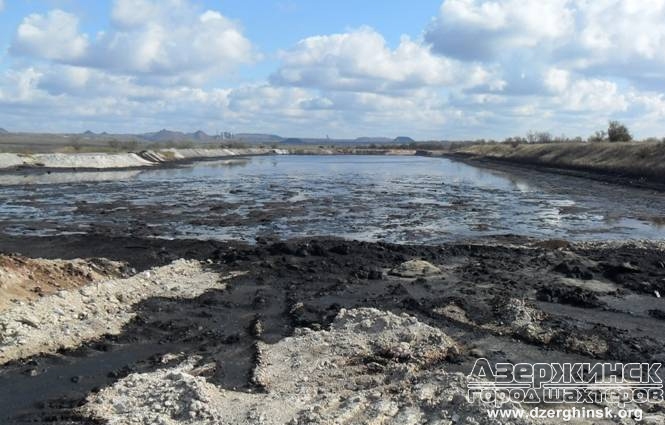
[1, 0, 665, 139]
[0, 1, 440, 76]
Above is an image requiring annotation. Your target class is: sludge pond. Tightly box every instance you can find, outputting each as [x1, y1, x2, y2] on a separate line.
[1, 155, 664, 242]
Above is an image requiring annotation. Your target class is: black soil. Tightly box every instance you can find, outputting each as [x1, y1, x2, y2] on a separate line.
[1, 235, 665, 423]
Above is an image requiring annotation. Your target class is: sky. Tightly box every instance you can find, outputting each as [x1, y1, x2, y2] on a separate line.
[1, 1, 665, 139]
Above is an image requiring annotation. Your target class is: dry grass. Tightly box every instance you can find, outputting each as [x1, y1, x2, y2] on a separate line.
[455, 142, 665, 181]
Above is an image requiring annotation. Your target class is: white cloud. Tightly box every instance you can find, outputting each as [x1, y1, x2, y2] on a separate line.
[0, 0, 5, 12]
[5, 0, 665, 139]
[576, 0, 665, 63]
[631, 92, 665, 117]
[272, 27, 503, 93]
[11, 10, 89, 61]
[264, 26, 511, 136]
[111, 0, 167, 29]
[426, 1, 665, 86]
[91, 2, 256, 78]
[0, 63, 459, 138]
[0, 68, 43, 102]
[544, 68, 570, 93]
[559, 78, 628, 113]
[425, 0, 574, 60]
[10, 1, 256, 82]
[416, 0, 665, 137]
[570, 0, 665, 91]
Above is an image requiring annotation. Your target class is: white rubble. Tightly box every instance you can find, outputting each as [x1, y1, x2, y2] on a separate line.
[0, 259, 244, 363]
[80, 308, 539, 425]
[29, 152, 153, 168]
[0, 153, 26, 168]
[0, 148, 287, 170]
[159, 148, 287, 160]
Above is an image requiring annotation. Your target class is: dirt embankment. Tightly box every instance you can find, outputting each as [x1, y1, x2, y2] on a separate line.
[0, 148, 287, 171]
[446, 142, 665, 189]
[0, 254, 126, 312]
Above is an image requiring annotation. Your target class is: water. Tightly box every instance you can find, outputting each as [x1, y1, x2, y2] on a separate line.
[1, 155, 664, 243]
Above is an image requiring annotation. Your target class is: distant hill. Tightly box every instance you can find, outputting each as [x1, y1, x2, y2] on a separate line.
[140, 129, 187, 142]
[0, 128, 418, 147]
[53, 129, 285, 144]
[281, 138, 305, 145]
[135, 129, 212, 143]
[191, 130, 213, 141]
[394, 136, 415, 144]
[354, 137, 393, 144]
[233, 133, 283, 144]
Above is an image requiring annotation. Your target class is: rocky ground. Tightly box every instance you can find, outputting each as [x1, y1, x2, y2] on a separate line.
[0, 236, 664, 424]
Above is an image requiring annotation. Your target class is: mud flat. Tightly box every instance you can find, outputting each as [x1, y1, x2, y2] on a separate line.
[1, 235, 665, 423]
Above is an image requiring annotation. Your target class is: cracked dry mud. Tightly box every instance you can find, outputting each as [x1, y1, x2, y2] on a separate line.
[0, 236, 664, 424]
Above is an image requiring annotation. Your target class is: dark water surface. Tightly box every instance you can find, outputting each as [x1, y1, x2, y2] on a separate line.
[1, 155, 665, 243]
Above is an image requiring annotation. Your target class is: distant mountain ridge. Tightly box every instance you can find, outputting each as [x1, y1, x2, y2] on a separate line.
[234, 133, 282, 142]
[354, 137, 394, 144]
[77, 129, 220, 143]
[0, 128, 417, 146]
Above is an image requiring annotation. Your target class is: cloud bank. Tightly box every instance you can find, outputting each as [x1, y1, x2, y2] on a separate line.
[1, 0, 665, 139]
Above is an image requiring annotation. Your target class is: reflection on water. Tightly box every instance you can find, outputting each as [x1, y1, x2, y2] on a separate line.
[1, 155, 665, 243]
[0, 170, 143, 185]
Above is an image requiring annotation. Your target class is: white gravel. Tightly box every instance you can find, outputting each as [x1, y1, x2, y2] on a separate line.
[80, 308, 539, 425]
[33, 152, 154, 168]
[0, 153, 25, 168]
[0, 152, 151, 169]
[0, 259, 244, 364]
[160, 148, 287, 160]
[0, 148, 287, 170]
[80, 306, 662, 424]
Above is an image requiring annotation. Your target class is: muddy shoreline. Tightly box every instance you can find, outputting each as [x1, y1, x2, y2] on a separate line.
[4, 149, 664, 195]
[1, 234, 665, 423]
[442, 152, 665, 192]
